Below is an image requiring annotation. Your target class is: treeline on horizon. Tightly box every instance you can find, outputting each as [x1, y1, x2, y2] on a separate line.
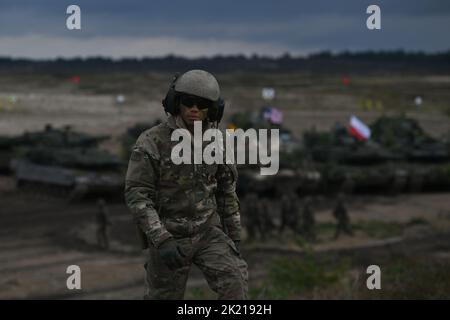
[0, 50, 449, 74]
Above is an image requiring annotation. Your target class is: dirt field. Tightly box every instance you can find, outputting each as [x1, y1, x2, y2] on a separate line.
[1, 72, 450, 299]
[1, 73, 449, 149]
[1, 177, 449, 299]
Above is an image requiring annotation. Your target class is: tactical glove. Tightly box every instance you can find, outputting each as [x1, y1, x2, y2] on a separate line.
[157, 237, 186, 270]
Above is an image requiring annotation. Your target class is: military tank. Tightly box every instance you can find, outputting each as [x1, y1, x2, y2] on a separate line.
[300, 115, 450, 194]
[8, 124, 125, 200]
[230, 112, 450, 197]
[227, 109, 313, 198]
[11, 146, 126, 200]
[0, 124, 109, 173]
[13, 124, 109, 148]
[371, 115, 450, 162]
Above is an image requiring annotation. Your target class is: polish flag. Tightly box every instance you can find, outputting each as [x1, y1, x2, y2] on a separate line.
[349, 115, 371, 141]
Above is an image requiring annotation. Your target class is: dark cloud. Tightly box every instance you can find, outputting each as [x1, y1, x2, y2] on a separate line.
[0, 0, 449, 58]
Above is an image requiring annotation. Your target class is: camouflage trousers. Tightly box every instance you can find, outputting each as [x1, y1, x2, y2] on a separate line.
[143, 225, 248, 300]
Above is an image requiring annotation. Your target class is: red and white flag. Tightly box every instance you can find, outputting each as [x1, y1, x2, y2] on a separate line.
[349, 115, 371, 141]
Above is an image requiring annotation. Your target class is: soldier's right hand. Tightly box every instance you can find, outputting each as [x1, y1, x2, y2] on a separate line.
[157, 237, 186, 270]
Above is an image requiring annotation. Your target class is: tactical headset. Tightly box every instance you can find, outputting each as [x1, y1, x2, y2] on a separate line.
[162, 73, 225, 123]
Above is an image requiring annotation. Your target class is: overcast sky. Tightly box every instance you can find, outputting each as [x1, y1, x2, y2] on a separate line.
[0, 0, 449, 59]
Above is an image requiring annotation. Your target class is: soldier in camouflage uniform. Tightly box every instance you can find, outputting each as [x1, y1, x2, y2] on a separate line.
[279, 192, 299, 234]
[299, 196, 316, 241]
[125, 70, 248, 300]
[333, 193, 353, 239]
[96, 198, 111, 250]
[243, 192, 262, 240]
[258, 197, 275, 239]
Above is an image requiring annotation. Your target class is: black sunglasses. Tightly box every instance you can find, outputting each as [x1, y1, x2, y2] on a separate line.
[180, 95, 213, 110]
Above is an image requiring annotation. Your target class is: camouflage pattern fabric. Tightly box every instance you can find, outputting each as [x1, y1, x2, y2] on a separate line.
[124, 115, 247, 299]
[144, 225, 248, 300]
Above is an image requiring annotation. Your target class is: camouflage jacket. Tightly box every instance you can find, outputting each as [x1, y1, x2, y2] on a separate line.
[124, 116, 241, 248]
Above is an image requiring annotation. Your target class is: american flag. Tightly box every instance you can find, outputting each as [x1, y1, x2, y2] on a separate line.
[263, 107, 283, 124]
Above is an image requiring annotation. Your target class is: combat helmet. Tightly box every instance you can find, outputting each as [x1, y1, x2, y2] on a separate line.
[175, 70, 220, 101]
[162, 70, 224, 122]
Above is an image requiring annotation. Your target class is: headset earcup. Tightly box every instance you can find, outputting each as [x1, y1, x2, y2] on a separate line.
[162, 88, 178, 115]
[207, 98, 225, 122]
[216, 98, 225, 122]
[162, 73, 181, 115]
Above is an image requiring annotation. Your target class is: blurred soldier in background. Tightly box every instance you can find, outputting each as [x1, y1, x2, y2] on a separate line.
[243, 191, 264, 240]
[259, 197, 275, 239]
[333, 193, 353, 239]
[279, 191, 299, 234]
[96, 198, 111, 250]
[299, 196, 316, 241]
